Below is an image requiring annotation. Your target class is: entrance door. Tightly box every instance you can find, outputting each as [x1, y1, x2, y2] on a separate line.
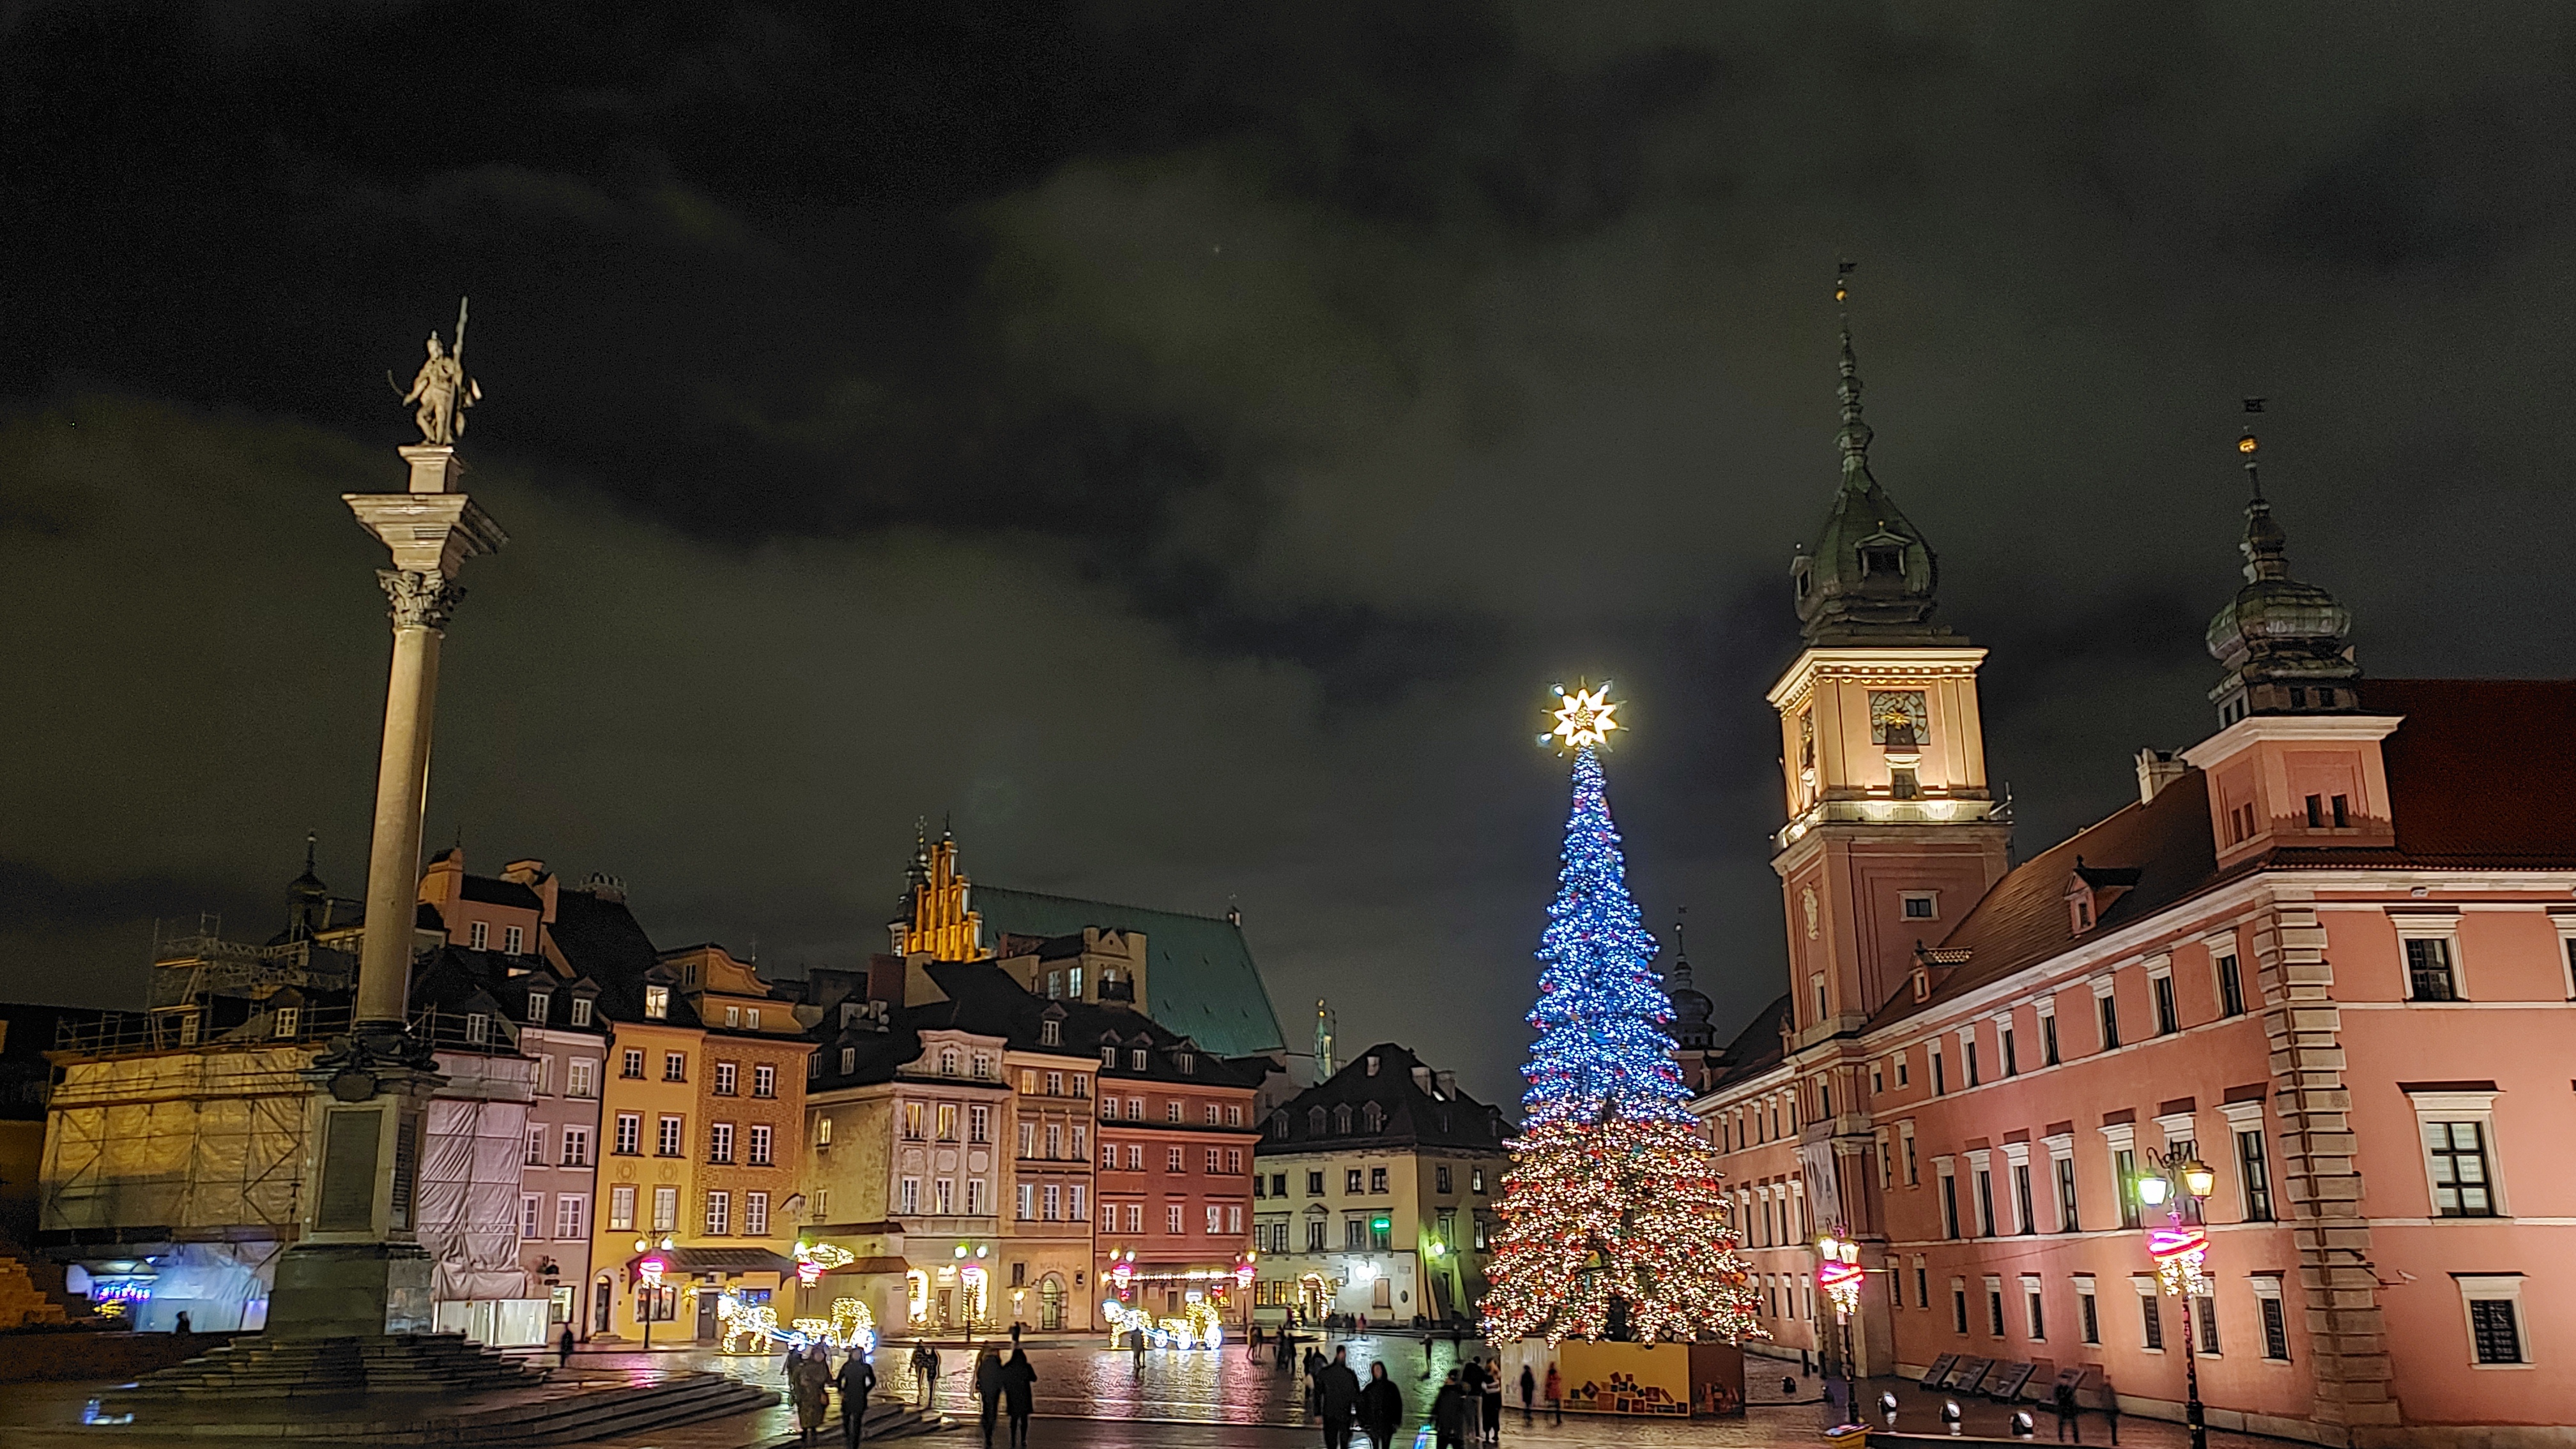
[594, 1281, 611, 1334]
[1039, 1276, 1065, 1331]
[696, 1288, 719, 1341]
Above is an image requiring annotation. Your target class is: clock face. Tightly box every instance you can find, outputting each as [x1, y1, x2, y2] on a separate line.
[1869, 690, 1928, 746]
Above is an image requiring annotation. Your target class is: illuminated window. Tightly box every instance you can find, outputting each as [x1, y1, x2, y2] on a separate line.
[644, 985, 668, 1020]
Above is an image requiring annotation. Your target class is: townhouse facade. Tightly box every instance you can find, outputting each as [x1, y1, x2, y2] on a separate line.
[1689, 334, 2576, 1446]
[1252, 1043, 1512, 1328]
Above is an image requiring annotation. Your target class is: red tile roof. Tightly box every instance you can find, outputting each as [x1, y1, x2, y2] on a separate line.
[1861, 678, 2576, 1033]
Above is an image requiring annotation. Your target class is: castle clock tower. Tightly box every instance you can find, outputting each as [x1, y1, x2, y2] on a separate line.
[1768, 278, 2011, 1379]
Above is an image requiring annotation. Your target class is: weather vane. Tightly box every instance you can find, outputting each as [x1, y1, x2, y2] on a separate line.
[1538, 678, 1621, 753]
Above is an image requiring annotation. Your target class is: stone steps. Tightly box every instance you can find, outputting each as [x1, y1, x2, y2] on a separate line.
[109, 1331, 550, 1402]
[0, 1250, 74, 1329]
[96, 1368, 783, 1445]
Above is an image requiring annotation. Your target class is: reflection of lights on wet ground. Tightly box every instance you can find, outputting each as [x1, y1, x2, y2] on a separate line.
[82, 1399, 134, 1425]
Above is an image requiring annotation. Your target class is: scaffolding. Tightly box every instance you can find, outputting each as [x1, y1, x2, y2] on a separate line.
[39, 1045, 316, 1239]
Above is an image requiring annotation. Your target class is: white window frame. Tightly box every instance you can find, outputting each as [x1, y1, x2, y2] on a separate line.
[608, 1183, 635, 1232]
[2408, 1087, 2507, 1217]
[744, 1190, 769, 1237]
[2156, 1109, 2199, 1160]
[469, 921, 489, 950]
[2146, 954, 2179, 1034]
[2134, 1274, 2166, 1354]
[504, 924, 525, 954]
[1899, 1120, 1919, 1185]
[2044, 1132, 2077, 1231]
[1982, 1273, 2006, 1338]
[2001, 1141, 2034, 1234]
[555, 1193, 586, 1240]
[2250, 1274, 2292, 1361]
[2021, 1272, 2046, 1341]
[519, 1193, 542, 1240]
[2457, 1275, 2532, 1368]
[1901, 891, 1940, 921]
[2073, 1273, 2099, 1345]
[2391, 913, 2467, 1000]
[2554, 912, 2576, 999]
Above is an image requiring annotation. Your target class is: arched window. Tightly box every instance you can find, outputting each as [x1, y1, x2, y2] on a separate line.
[939, 1046, 959, 1075]
[1271, 1112, 1288, 1140]
[1361, 1103, 1384, 1133]
[1308, 1107, 1326, 1135]
[1334, 1105, 1353, 1134]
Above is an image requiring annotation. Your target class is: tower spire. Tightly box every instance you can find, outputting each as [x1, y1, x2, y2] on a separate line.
[2204, 399, 2358, 723]
[1836, 259, 1873, 489]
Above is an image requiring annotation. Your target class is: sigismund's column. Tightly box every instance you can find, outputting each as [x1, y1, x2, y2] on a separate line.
[267, 305, 505, 1339]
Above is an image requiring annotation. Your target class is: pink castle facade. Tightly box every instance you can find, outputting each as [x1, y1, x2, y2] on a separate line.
[1687, 337, 2576, 1447]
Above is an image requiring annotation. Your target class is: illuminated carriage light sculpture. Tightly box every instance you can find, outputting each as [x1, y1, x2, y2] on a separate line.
[1101, 1295, 1225, 1349]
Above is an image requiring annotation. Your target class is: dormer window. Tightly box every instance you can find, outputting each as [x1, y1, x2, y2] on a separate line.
[569, 997, 593, 1027]
[1131, 1048, 1147, 1070]
[940, 1046, 960, 1075]
[273, 1006, 299, 1038]
[1309, 1107, 1326, 1134]
[1175, 1051, 1193, 1074]
[1100, 1046, 1116, 1066]
[527, 992, 551, 1025]
[1271, 1112, 1287, 1140]
[643, 985, 669, 1020]
[1362, 1103, 1384, 1133]
[1041, 1020, 1061, 1046]
[1335, 1105, 1353, 1133]
[1860, 543, 1905, 577]
[464, 1012, 491, 1045]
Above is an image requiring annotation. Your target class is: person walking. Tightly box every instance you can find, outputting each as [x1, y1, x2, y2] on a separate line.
[999, 1345, 1037, 1448]
[1317, 1346, 1362, 1449]
[1432, 1369, 1466, 1449]
[790, 1346, 832, 1446]
[1459, 1358, 1485, 1445]
[836, 1348, 877, 1449]
[973, 1346, 1004, 1449]
[1518, 1363, 1535, 1425]
[2052, 1376, 2082, 1443]
[1358, 1360, 1406, 1449]
[1542, 1363, 1561, 1427]
[558, 1323, 576, 1369]
[921, 1343, 944, 1407]
[1480, 1360, 1502, 1445]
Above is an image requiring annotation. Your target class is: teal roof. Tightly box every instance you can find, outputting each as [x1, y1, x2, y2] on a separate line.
[971, 886, 1287, 1058]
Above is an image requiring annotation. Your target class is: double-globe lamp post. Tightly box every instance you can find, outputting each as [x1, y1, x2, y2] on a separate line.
[633, 1235, 676, 1352]
[1815, 1230, 1864, 1427]
[2138, 1150, 2218, 1449]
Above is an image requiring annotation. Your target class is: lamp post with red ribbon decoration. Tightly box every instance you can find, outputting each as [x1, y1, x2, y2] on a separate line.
[1816, 1230, 1865, 1427]
[2138, 1149, 2217, 1449]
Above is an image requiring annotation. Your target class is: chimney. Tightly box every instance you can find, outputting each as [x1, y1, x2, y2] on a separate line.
[1434, 1070, 1456, 1099]
[1411, 1064, 1433, 1094]
[1365, 1054, 1380, 1076]
[501, 857, 547, 885]
[2135, 748, 2185, 804]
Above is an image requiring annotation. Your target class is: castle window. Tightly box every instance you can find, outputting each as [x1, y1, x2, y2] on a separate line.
[1861, 544, 1904, 576]
[1890, 768, 1920, 799]
[1902, 893, 1936, 920]
[2331, 794, 2349, 827]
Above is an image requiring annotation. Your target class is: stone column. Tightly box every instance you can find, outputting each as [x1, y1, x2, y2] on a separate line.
[266, 443, 505, 1340]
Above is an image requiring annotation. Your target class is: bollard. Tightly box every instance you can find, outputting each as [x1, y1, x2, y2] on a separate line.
[1881, 1389, 1901, 1426]
[1943, 1398, 1964, 1436]
[2012, 1409, 2037, 1438]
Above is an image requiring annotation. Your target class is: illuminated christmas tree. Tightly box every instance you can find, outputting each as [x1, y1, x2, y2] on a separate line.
[1481, 686, 1759, 1346]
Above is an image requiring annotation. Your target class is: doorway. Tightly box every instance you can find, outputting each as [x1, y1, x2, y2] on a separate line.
[1039, 1275, 1065, 1330]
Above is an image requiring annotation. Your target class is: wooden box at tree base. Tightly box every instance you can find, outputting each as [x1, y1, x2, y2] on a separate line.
[1495, 1338, 1745, 1417]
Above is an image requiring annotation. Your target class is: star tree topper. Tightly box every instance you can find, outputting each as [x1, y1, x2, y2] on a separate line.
[1540, 680, 1621, 752]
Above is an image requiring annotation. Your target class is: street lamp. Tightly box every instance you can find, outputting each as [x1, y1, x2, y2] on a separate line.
[1815, 1230, 1864, 1427]
[2137, 1149, 2214, 1449]
[634, 1235, 674, 1353]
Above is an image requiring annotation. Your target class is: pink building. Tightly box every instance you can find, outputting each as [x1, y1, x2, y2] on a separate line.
[1691, 339, 2576, 1446]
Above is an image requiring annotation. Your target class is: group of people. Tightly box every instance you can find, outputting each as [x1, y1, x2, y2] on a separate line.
[785, 1340, 1039, 1447]
[1303, 1342, 1561, 1449]
[783, 1342, 878, 1448]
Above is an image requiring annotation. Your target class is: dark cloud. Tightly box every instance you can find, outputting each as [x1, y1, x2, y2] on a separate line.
[5, 1, 2576, 1100]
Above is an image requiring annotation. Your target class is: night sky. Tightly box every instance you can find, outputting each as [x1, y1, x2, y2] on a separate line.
[7, 3, 2575, 1105]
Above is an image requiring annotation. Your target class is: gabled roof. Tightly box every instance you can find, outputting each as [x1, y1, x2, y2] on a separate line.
[549, 886, 700, 1028]
[925, 960, 1270, 1089]
[1258, 1042, 1514, 1156]
[460, 875, 543, 910]
[972, 887, 1285, 1057]
[1704, 994, 1795, 1094]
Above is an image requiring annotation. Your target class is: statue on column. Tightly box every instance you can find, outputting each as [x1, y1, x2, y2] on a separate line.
[391, 297, 481, 445]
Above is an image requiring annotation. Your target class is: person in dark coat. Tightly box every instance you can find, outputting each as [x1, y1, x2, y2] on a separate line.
[790, 1348, 832, 1446]
[1459, 1359, 1485, 1444]
[1480, 1361, 1501, 1444]
[1517, 1364, 1535, 1425]
[558, 1324, 576, 1368]
[1358, 1360, 1406, 1449]
[1431, 1369, 1466, 1449]
[836, 1350, 877, 1448]
[2053, 1377, 2082, 1443]
[999, 1346, 1037, 1448]
[973, 1347, 1004, 1449]
[1317, 1345, 1363, 1449]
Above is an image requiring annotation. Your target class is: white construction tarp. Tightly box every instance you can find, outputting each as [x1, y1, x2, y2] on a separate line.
[420, 1053, 535, 1305]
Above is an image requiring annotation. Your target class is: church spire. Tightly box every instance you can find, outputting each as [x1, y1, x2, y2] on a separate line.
[1791, 261, 1946, 644]
[1836, 260, 1874, 489]
[2204, 402, 2358, 724]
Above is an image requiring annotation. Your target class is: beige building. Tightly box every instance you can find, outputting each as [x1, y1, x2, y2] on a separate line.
[1252, 1044, 1513, 1327]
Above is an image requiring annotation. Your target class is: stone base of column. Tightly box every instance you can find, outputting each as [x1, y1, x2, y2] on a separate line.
[266, 1241, 436, 1338]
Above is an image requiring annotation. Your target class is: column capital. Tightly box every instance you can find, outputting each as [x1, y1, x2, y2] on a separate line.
[379, 569, 467, 631]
